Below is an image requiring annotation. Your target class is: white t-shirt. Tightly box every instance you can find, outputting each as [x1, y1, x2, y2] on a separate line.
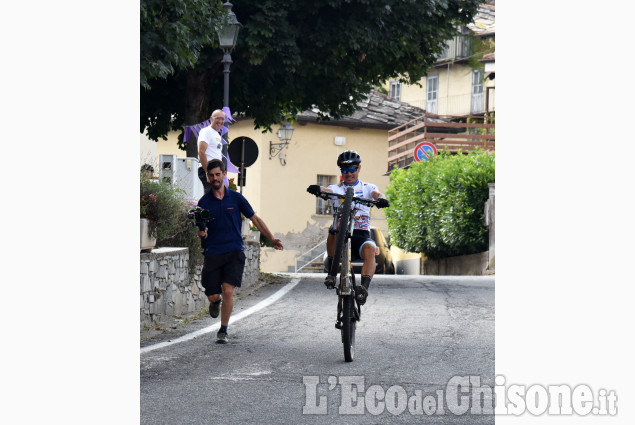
[197, 126, 223, 162]
[327, 180, 378, 230]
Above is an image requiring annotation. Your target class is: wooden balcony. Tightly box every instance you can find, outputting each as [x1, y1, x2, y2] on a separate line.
[387, 113, 495, 171]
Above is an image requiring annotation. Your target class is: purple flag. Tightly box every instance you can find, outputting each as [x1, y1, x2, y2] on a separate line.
[222, 106, 236, 123]
[184, 120, 210, 144]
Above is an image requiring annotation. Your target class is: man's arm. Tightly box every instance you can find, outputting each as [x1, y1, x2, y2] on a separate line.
[307, 185, 333, 195]
[249, 214, 283, 250]
[198, 141, 209, 174]
[371, 189, 386, 200]
[371, 189, 390, 208]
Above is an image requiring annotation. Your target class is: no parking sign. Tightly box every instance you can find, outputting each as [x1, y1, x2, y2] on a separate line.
[413, 142, 438, 162]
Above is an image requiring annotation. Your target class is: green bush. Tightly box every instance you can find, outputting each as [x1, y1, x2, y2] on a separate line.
[140, 176, 203, 272]
[385, 150, 494, 259]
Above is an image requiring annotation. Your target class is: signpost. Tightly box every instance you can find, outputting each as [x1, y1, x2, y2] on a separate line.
[413, 141, 438, 162]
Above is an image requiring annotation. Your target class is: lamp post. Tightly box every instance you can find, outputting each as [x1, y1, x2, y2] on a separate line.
[269, 122, 295, 166]
[217, 1, 242, 169]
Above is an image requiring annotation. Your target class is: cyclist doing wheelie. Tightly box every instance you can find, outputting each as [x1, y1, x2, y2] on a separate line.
[307, 150, 389, 305]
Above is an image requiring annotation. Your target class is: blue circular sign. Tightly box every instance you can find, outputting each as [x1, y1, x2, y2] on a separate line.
[414, 142, 438, 162]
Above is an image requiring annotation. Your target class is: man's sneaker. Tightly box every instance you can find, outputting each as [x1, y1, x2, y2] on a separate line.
[354, 285, 368, 305]
[209, 300, 221, 318]
[216, 329, 228, 344]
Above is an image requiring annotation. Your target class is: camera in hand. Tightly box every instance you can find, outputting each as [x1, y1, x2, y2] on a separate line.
[188, 207, 211, 231]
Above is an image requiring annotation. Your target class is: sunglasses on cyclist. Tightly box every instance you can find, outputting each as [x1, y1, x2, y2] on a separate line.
[340, 166, 359, 174]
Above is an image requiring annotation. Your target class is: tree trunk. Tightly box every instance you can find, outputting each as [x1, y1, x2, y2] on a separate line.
[184, 71, 213, 158]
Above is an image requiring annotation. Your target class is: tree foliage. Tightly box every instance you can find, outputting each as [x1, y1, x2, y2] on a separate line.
[140, 0, 226, 89]
[141, 0, 481, 147]
[385, 150, 495, 259]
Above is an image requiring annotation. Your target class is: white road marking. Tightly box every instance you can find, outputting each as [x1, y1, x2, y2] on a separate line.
[140, 277, 301, 355]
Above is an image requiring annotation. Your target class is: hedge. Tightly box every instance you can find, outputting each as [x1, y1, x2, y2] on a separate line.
[385, 150, 494, 259]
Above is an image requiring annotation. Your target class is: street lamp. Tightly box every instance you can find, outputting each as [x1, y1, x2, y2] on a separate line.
[217, 1, 242, 168]
[270, 122, 295, 165]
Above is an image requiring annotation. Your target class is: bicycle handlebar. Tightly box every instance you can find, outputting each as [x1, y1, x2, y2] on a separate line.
[314, 189, 379, 207]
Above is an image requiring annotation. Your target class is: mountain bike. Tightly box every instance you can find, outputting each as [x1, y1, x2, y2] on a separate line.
[311, 186, 380, 362]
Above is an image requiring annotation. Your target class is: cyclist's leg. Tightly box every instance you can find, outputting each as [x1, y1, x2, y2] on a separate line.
[352, 231, 374, 304]
[324, 233, 335, 272]
[360, 241, 377, 279]
[324, 232, 338, 287]
[326, 232, 336, 257]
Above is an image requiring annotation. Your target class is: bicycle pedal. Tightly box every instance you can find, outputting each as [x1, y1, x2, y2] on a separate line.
[335, 321, 342, 330]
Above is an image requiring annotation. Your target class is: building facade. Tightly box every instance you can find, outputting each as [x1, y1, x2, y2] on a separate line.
[141, 91, 427, 272]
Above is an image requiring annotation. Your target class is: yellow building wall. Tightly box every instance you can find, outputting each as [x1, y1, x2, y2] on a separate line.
[140, 132, 158, 170]
[147, 119, 392, 272]
[387, 63, 477, 115]
[400, 84, 426, 108]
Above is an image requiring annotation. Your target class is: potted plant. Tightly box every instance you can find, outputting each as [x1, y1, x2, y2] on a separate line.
[140, 173, 205, 270]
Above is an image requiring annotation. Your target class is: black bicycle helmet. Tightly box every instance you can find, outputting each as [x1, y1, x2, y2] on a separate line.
[337, 150, 362, 167]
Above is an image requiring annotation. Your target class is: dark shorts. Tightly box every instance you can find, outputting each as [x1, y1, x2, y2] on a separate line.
[201, 250, 246, 296]
[351, 229, 376, 261]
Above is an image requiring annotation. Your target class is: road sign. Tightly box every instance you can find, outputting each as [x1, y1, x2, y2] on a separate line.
[228, 137, 259, 167]
[413, 142, 438, 162]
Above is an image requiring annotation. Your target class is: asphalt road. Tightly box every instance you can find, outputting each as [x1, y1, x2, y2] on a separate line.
[141, 273, 494, 424]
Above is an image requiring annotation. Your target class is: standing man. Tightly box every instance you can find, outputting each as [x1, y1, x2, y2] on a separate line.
[307, 150, 389, 305]
[197, 159, 284, 343]
[197, 110, 226, 194]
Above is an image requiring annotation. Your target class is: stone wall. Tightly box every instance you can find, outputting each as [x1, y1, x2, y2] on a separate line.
[140, 240, 260, 328]
[241, 240, 261, 290]
[422, 251, 489, 275]
[484, 183, 495, 272]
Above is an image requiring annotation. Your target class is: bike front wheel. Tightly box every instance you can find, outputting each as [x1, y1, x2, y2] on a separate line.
[329, 186, 354, 276]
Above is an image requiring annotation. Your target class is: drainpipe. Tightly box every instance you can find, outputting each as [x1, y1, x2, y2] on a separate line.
[446, 62, 450, 115]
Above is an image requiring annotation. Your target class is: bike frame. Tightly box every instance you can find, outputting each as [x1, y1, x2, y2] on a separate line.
[331, 200, 356, 296]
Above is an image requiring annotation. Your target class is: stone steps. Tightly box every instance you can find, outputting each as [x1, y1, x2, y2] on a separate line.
[291, 247, 326, 273]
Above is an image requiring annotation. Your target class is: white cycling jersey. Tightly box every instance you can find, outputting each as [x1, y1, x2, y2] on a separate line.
[327, 180, 378, 231]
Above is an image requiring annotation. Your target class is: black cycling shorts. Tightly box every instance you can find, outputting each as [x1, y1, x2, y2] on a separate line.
[201, 250, 246, 296]
[351, 229, 376, 261]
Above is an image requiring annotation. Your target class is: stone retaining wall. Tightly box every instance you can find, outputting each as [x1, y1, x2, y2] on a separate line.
[140, 240, 260, 328]
[484, 183, 495, 271]
[422, 251, 489, 275]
